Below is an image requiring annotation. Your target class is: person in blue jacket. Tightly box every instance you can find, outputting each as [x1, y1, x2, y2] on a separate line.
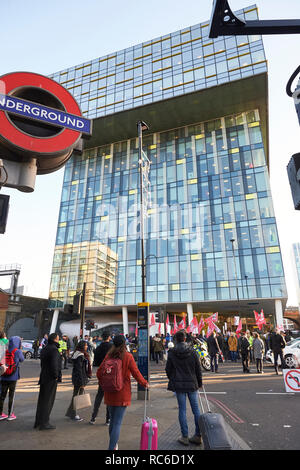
[0, 336, 24, 421]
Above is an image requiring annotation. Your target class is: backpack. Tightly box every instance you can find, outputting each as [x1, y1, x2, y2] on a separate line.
[1, 348, 17, 377]
[97, 357, 124, 392]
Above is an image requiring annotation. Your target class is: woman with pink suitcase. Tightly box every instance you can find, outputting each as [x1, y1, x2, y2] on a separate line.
[97, 335, 149, 450]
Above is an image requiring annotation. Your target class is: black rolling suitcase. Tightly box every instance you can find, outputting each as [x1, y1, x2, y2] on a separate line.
[198, 387, 232, 450]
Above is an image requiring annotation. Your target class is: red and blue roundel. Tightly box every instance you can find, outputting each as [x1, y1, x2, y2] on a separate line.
[0, 71, 92, 157]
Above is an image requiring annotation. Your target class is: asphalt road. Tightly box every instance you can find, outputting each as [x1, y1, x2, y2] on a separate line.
[202, 360, 300, 450]
[0, 357, 299, 451]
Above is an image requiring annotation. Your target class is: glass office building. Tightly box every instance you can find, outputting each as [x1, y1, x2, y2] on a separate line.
[49, 5, 287, 325]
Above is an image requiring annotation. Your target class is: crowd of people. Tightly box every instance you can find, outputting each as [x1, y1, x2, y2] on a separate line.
[0, 325, 295, 449]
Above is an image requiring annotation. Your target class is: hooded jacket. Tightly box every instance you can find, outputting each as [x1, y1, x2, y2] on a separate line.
[71, 350, 91, 387]
[1, 336, 24, 382]
[166, 342, 202, 393]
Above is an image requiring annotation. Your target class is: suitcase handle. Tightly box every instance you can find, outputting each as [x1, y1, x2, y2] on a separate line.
[144, 387, 150, 421]
[198, 386, 211, 414]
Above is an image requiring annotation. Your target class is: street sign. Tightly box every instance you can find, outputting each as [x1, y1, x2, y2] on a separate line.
[137, 302, 149, 400]
[0, 71, 93, 190]
[283, 369, 300, 392]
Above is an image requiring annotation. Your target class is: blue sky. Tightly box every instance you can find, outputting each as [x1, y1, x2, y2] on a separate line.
[1, 0, 300, 306]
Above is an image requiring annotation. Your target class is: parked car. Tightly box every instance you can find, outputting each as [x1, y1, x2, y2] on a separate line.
[21, 340, 41, 359]
[266, 338, 300, 368]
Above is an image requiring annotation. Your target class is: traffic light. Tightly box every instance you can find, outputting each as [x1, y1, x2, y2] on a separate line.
[64, 304, 73, 314]
[85, 319, 95, 331]
[73, 293, 81, 315]
[287, 153, 300, 210]
[154, 310, 164, 323]
[0, 194, 9, 234]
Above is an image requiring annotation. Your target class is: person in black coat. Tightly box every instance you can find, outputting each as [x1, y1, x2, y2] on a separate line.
[270, 330, 286, 374]
[239, 332, 250, 373]
[34, 333, 60, 430]
[166, 330, 202, 446]
[207, 331, 221, 373]
[90, 332, 112, 425]
[65, 340, 92, 421]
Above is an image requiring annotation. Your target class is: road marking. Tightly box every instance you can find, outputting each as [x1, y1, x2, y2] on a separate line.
[199, 391, 227, 394]
[208, 397, 244, 423]
[256, 392, 295, 395]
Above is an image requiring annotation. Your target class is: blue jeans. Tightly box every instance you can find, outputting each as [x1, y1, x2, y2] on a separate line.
[176, 391, 201, 438]
[230, 351, 238, 362]
[210, 353, 218, 372]
[107, 405, 127, 450]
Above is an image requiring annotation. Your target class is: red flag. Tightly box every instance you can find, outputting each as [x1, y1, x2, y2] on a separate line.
[198, 317, 205, 335]
[135, 323, 138, 337]
[178, 316, 186, 330]
[166, 314, 171, 334]
[173, 315, 178, 334]
[158, 323, 161, 335]
[149, 313, 155, 327]
[236, 319, 242, 337]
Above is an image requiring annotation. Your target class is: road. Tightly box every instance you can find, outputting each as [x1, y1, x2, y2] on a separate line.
[0, 357, 299, 451]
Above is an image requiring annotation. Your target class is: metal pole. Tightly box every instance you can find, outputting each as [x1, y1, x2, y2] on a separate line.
[138, 122, 146, 303]
[230, 239, 240, 326]
[80, 282, 86, 339]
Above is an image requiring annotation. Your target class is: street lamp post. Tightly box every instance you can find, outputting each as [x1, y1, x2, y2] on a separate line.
[230, 238, 240, 323]
[138, 120, 149, 303]
[137, 120, 150, 401]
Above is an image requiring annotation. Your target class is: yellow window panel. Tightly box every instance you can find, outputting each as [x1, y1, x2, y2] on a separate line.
[95, 195, 102, 200]
[229, 148, 239, 154]
[245, 193, 257, 200]
[191, 254, 200, 260]
[224, 223, 233, 229]
[71, 180, 79, 185]
[248, 122, 260, 127]
[59, 222, 66, 227]
[118, 236, 126, 242]
[129, 189, 137, 194]
[181, 228, 189, 235]
[149, 144, 156, 150]
[218, 281, 229, 288]
[176, 159, 185, 164]
[136, 260, 142, 265]
[188, 178, 197, 184]
[101, 216, 108, 221]
[195, 134, 204, 139]
[80, 265, 87, 271]
[171, 284, 180, 291]
[266, 246, 280, 254]
[147, 208, 156, 214]
[68, 290, 77, 296]
[105, 154, 112, 159]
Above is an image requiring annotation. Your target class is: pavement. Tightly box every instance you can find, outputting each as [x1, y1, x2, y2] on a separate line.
[0, 359, 250, 452]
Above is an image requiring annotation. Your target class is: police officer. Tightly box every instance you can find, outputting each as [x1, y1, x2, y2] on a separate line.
[58, 336, 68, 370]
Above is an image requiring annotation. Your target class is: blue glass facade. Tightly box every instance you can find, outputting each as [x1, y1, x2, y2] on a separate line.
[49, 6, 266, 120]
[49, 5, 287, 308]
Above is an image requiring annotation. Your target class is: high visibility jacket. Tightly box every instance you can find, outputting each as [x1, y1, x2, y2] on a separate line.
[58, 340, 67, 353]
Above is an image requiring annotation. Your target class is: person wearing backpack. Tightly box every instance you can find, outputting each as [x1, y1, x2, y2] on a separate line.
[0, 336, 24, 421]
[97, 334, 149, 450]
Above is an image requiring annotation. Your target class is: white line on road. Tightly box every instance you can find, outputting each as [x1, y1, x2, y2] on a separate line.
[256, 392, 295, 395]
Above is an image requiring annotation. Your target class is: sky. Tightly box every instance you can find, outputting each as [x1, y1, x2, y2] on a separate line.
[0, 0, 300, 306]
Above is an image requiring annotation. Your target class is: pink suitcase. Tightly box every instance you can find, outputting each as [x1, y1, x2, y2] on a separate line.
[140, 391, 158, 450]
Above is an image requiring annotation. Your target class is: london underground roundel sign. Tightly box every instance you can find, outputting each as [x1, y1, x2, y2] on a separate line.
[0, 71, 92, 174]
